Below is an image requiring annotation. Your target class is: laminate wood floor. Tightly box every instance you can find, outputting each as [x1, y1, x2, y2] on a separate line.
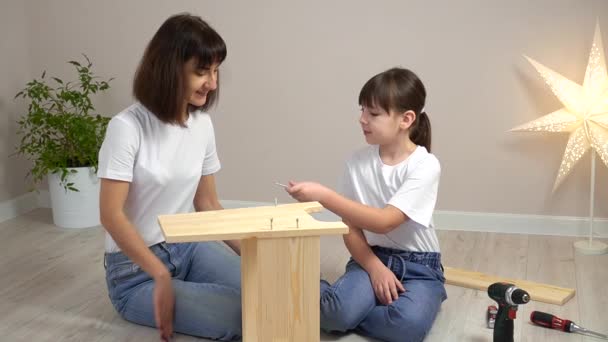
[1, 209, 606, 341]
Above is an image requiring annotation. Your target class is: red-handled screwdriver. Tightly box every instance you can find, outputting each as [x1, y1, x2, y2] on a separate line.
[530, 311, 607, 340]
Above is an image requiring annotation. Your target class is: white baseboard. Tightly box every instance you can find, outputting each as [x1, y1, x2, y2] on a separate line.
[0, 191, 43, 223]
[433, 210, 608, 238]
[2, 195, 606, 238]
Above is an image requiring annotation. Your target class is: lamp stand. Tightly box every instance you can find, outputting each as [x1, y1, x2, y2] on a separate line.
[574, 150, 608, 255]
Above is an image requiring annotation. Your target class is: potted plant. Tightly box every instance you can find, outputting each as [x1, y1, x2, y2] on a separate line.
[14, 55, 112, 228]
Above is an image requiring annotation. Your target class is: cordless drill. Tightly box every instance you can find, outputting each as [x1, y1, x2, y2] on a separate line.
[487, 282, 530, 342]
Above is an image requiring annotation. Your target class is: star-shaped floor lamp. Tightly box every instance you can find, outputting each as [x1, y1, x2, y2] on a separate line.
[511, 22, 608, 255]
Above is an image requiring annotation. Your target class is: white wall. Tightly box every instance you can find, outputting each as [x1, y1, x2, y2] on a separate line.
[0, 0, 33, 202]
[4, 0, 608, 219]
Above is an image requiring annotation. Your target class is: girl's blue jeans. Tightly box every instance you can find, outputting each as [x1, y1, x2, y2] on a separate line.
[320, 246, 447, 342]
[104, 241, 242, 341]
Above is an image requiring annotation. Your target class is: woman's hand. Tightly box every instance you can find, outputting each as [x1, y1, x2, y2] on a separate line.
[154, 271, 175, 341]
[285, 181, 331, 202]
[368, 263, 405, 305]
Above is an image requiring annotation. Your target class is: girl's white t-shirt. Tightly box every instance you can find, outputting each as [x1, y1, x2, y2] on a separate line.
[340, 145, 441, 252]
[98, 103, 221, 253]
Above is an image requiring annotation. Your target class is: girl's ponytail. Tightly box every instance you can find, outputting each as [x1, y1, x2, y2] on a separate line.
[411, 111, 431, 152]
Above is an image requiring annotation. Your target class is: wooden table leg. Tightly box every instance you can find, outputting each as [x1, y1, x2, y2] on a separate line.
[241, 236, 320, 342]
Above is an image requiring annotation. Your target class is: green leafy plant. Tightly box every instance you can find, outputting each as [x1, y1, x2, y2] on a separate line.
[14, 54, 113, 192]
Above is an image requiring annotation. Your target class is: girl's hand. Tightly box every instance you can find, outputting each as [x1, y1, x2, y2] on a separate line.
[154, 272, 175, 341]
[368, 264, 405, 305]
[285, 181, 330, 202]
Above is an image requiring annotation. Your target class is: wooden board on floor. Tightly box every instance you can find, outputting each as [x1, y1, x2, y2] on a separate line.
[445, 266, 575, 305]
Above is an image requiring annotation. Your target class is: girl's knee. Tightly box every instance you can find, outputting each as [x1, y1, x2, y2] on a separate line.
[320, 310, 361, 332]
[320, 291, 368, 332]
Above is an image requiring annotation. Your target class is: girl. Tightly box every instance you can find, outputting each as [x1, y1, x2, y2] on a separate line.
[99, 14, 241, 341]
[287, 67, 446, 342]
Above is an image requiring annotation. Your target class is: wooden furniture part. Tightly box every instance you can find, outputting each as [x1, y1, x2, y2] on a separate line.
[445, 267, 575, 305]
[158, 202, 349, 342]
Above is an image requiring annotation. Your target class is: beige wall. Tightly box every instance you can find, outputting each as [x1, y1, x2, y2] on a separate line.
[0, 0, 33, 202]
[4, 0, 608, 217]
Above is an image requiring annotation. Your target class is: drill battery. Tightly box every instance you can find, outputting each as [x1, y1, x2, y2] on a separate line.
[486, 305, 498, 329]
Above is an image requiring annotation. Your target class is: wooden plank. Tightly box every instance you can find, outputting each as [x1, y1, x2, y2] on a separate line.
[158, 202, 348, 242]
[241, 237, 320, 342]
[445, 267, 575, 305]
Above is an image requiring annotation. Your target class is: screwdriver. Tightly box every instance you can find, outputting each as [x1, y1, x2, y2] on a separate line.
[530, 311, 607, 340]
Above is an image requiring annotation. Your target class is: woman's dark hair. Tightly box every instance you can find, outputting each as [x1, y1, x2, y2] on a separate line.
[133, 13, 226, 124]
[358, 67, 431, 151]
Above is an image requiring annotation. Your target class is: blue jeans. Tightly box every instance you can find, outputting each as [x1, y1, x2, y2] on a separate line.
[104, 241, 242, 341]
[320, 246, 447, 342]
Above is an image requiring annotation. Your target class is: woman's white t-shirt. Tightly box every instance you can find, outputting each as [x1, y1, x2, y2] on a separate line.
[98, 103, 221, 253]
[340, 145, 441, 253]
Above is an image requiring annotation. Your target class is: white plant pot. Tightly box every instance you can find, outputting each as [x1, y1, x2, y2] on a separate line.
[48, 167, 100, 228]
